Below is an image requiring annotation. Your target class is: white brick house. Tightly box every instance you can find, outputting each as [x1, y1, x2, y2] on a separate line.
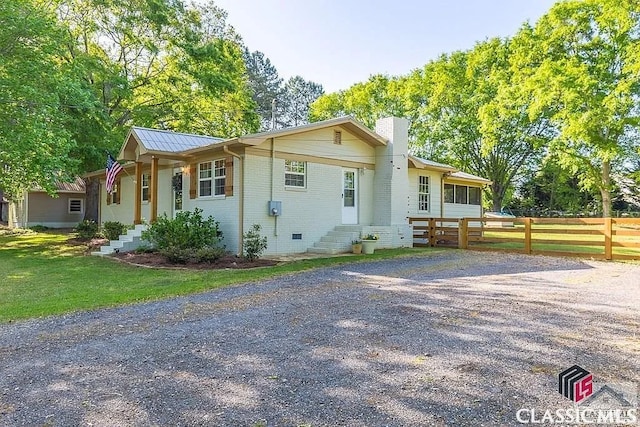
[91, 117, 490, 255]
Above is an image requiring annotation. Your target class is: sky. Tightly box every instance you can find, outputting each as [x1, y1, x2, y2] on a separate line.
[214, 0, 559, 93]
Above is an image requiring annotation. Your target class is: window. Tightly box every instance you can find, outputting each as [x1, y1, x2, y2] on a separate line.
[141, 174, 150, 202]
[199, 162, 212, 196]
[469, 187, 481, 205]
[418, 176, 430, 211]
[68, 198, 84, 214]
[285, 160, 306, 187]
[108, 179, 120, 205]
[214, 159, 226, 196]
[444, 183, 454, 203]
[199, 160, 225, 197]
[444, 183, 482, 205]
[455, 185, 468, 204]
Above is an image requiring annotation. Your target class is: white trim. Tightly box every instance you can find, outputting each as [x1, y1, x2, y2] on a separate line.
[418, 175, 430, 212]
[284, 160, 306, 188]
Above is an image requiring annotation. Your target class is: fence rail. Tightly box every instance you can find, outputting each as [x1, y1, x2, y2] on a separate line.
[408, 217, 640, 261]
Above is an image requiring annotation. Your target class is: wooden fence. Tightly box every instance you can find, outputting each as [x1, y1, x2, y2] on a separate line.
[408, 217, 640, 261]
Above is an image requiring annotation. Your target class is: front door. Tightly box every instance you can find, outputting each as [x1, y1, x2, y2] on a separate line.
[172, 169, 183, 218]
[342, 168, 358, 224]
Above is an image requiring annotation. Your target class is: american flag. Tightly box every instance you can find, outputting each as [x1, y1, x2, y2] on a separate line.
[106, 154, 123, 194]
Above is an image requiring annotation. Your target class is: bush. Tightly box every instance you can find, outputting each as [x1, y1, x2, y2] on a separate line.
[142, 208, 225, 263]
[103, 221, 127, 241]
[243, 224, 267, 261]
[29, 225, 49, 232]
[159, 246, 226, 264]
[75, 220, 99, 240]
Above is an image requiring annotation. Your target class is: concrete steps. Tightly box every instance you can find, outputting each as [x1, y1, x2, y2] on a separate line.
[308, 226, 362, 255]
[91, 224, 148, 256]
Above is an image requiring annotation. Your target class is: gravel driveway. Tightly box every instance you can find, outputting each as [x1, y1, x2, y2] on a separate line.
[1, 251, 638, 426]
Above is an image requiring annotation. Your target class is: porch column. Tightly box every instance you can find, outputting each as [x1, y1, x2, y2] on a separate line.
[150, 156, 159, 222]
[134, 161, 142, 224]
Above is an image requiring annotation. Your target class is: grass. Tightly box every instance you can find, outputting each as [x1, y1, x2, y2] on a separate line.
[476, 223, 640, 258]
[0, 231, 442, 323]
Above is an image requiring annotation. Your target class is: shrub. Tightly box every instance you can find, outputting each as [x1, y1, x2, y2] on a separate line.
[29, 225, 49, 232]
[142, 208, 224, 263]
[243, 224, 267, 261]
[103, 221, 127, 241]
[75, 220, 99, 240]
[157, 246, 225, 264]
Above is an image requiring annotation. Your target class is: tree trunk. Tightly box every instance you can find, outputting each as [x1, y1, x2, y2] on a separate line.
[491, 183, 503, 212]
[601, 160, 612, 218]
[84, 177, 100, 222]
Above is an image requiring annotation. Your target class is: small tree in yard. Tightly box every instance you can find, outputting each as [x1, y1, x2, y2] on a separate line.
[142, 208, 225, 263]
[243, 224, 267, 261]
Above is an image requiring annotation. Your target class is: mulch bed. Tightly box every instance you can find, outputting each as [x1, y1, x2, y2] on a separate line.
[111, 251, 278, 269]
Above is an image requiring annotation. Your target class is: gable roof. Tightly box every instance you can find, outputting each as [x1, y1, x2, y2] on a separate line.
[119, 127, 225, 160]
[119, 117, 385, 161]
[180, 116, 387, 155]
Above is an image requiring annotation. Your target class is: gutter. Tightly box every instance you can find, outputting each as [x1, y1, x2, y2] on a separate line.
[223, 145, 244, 256]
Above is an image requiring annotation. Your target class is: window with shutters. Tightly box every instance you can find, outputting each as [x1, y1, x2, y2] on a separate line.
[199, 159, 225, 197]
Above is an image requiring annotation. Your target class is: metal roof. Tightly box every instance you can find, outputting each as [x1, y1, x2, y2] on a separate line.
[32, 177, 86, 193]
[132, 127, 225, 153]
[410, 156, 457, 171]
[449, 171, 492, 184]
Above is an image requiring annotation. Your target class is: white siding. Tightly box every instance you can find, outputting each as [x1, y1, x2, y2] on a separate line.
[274, 127, 376, 162]
[443, 203, 482, 218]
[408, 169, 443, 218]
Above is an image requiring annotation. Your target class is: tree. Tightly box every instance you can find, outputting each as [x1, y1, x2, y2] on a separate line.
[55, 0, 260, 219]
[279, 76, 324, 127]
[0, 0, 86, 198]
[243, 49, 284, 130]
[311, 40, 551, 211]
[513, 0, 640, 217]
[310, 74, 407, 129]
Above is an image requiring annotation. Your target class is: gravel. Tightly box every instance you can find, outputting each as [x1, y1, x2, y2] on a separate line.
[0, 251, 639, 426]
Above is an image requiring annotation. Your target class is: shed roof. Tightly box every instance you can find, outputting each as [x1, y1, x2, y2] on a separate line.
[448, 171, 492, 184]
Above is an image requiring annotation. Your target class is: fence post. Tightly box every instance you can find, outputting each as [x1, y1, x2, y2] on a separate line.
[458, 218, 468, 249]
[429, 218, 436, 247]
[524, 217, 532, 255]
[604, 217, 613, 260]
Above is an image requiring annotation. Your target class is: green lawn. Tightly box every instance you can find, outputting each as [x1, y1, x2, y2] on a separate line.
[0, 232, 440, 323]
[476, 223, 640, 257]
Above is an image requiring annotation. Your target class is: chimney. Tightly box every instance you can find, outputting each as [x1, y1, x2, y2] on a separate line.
[372, 117, 410, 226]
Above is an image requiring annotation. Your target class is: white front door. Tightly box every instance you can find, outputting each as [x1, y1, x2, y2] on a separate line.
[342, 168, 358, 224]
[172, 169, 183, 218]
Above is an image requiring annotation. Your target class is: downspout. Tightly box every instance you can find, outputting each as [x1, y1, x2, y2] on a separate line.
[224, 145, 243, 256]
[270, 138, 278, 237]
[441, 174, 446, 218]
